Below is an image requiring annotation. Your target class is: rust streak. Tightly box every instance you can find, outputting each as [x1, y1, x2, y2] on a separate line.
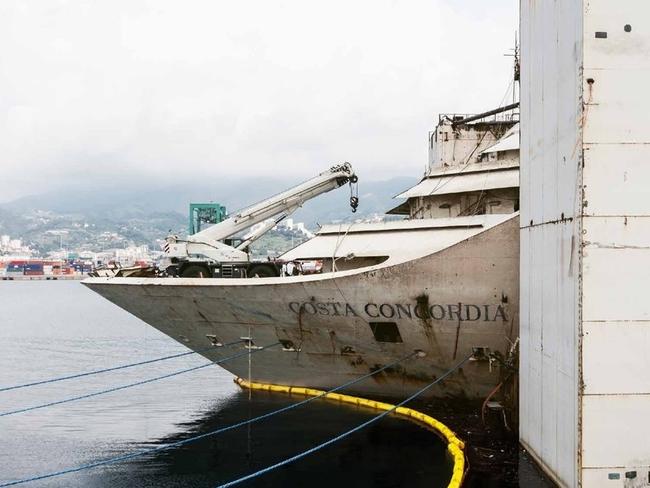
[415, 293, 443, 358]
[452, 302, 462, 360]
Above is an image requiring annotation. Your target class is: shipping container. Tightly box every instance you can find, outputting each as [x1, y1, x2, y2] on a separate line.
[6, 262, 24, 274]
[24, 262, 44, 276]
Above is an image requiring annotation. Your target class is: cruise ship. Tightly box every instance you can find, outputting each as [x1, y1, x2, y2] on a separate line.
[84, 103, 520, 400]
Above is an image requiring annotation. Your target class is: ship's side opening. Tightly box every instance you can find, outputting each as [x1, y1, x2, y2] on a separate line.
[368, 321, 403, 343]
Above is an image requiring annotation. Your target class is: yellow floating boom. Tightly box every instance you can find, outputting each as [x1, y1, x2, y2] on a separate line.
[235, 377, 466, 488]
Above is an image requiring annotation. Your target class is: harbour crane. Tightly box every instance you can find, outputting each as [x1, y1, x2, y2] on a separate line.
[163, 162, 358, 278]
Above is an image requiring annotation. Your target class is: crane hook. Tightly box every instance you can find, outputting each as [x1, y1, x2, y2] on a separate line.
[350, 179, 359, 213]
[350, 196, 359, 212]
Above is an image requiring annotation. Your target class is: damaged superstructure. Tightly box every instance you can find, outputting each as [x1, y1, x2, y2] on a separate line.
[389, 105, 519, 220]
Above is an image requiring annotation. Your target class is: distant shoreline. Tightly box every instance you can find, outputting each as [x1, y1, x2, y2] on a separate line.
[0, 275, 85, 281]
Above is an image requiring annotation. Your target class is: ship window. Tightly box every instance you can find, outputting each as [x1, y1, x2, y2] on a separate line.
[368, 322, 403, 343]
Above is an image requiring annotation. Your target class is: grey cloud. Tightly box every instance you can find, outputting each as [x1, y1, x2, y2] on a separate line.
[0, 0, 517, 202]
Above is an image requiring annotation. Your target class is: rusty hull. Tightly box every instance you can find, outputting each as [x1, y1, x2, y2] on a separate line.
[84, 215, 519, 400]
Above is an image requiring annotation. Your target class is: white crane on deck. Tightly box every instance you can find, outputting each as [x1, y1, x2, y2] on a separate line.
[162, 162, 358, 278]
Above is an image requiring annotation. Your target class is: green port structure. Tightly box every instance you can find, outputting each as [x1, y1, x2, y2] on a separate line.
[188, 203, 227, 236]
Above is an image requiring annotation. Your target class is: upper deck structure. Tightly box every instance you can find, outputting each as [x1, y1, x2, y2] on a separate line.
[390, 104, 519, 220]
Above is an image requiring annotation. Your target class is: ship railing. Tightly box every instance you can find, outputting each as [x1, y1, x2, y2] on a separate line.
[438, 104, 519, 126]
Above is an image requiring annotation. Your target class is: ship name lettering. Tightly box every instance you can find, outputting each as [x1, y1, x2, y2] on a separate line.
[329, 302, 343, 316]
[289, 301, 359, 317]
[344, 303, 359, 317]
[364, 303, 379, 318]
[466, 304, 481, 321]
[447, 303, 462, 321]
[288, 301, 508, 322]
[395, 304, 412, 319]
[430, 304, 445, 320]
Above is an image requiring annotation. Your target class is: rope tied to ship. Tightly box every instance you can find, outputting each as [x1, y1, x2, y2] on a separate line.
[0, 341, 244, 393]
[0, 342, 279, 418]
[0, 350, 419, 487]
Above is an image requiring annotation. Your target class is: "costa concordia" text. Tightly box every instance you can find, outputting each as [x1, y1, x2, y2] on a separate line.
[288, 301, 508, 322]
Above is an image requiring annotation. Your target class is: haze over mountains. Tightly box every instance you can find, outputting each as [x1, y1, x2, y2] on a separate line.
[0, 176, 416, 253]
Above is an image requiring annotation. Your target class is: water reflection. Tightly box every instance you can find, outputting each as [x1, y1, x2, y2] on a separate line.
[0, 281, 451, 487]
[84, 392, 452, 488]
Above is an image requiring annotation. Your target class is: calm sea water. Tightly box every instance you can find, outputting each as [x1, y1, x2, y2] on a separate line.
[0, 281, 451, 487]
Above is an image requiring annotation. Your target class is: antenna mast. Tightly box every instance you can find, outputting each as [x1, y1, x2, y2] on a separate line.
[503, 32, 520, 109]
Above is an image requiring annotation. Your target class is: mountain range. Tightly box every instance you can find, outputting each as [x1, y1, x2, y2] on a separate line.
[0, 176, 417, 254]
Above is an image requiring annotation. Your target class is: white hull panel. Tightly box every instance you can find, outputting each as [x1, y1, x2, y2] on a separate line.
[84, 216, 519, 399]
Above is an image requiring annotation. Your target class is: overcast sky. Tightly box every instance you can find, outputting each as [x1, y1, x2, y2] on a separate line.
[0, 0, 517, 202]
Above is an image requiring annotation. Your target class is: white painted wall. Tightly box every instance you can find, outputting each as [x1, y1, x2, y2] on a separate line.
[581, 1, 650, 485]
[521, 0, 650, 486]
[520, 0, 582, 485]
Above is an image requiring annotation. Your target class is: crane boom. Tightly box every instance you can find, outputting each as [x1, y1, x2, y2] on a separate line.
[163, 162, 358, 278]
[188, 163, 356, 244]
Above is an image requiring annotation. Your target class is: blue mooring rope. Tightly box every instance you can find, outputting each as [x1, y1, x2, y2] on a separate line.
[0, 341, 243, 393]
[0, 351, 417, 487]
[215, 354, 472, 488]
[0, 342, 279, 418]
